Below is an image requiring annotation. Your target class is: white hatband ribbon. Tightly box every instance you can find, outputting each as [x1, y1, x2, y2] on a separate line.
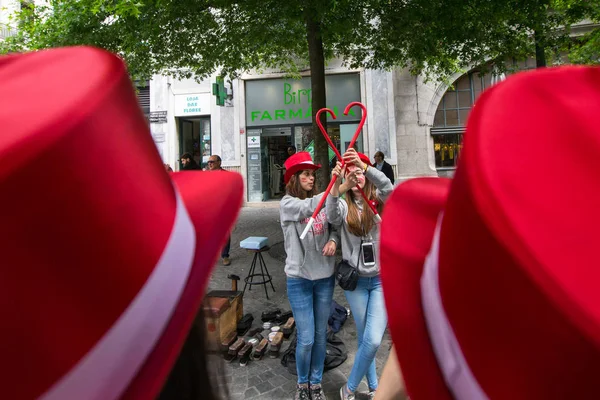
[40, 188, 196, 400]
[420, 214, 489, 400]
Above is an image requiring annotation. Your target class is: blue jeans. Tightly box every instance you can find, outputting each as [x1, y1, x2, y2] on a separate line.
[345, 275, 387, 392]
[287, 275, 335, 385]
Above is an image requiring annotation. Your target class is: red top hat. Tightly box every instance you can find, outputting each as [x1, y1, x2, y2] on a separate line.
[357, 152, 372, 167]
[380, 66, 600, 399]
[283, 151, 321, 183]
[0, 47, 243, 400]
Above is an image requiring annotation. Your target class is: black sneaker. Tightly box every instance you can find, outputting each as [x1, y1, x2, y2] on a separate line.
[295, 383, 310, 400]
[311, 383, 327, 400]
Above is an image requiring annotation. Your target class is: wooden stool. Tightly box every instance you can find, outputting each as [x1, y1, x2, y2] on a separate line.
[243, 246, 275, 299]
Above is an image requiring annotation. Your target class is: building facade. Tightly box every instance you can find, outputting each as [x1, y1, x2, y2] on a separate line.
[150, 60, 400, 203]
[148, 55, 566, 203]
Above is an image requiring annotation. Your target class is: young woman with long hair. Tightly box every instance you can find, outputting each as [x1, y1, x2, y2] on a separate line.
[326, 148, 394, 400]
[280, 151, 343, 400]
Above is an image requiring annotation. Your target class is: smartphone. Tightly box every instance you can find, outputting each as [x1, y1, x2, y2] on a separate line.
[362, 242, 376, 266]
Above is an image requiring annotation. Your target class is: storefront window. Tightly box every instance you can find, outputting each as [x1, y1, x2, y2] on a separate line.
[244, 74, 363, 201]
[294, 124, 363, 166]
[433, 133, 463, 169]
[432, 60, 535, 170]
[433, 70, 493, 169]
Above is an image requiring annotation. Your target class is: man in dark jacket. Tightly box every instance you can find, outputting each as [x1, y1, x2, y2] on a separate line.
[373, 151, 395, 184]
[206, 154, 232, 266]
[180, 152, 201, 170]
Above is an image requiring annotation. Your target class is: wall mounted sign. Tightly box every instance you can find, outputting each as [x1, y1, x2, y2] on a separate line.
[245, 74, 361, 127]
[149, 111, 168, 123]
[247, 129, 263, 202]
[247, 135, 260, 148]
[174, 93, 211, 116]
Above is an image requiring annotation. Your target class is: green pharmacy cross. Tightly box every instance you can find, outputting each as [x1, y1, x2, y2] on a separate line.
[212, 76, 226, 106]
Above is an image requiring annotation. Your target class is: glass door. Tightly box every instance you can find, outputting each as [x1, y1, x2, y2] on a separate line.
[179, 119, 197, 169]
[178, 117, 211, 169]
[261, 127, 292, 200]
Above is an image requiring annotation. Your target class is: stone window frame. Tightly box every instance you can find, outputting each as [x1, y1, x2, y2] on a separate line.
[433, 72, 494, 128]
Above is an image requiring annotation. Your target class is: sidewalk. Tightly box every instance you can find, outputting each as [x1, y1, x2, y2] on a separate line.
[207, 207, 392, 400]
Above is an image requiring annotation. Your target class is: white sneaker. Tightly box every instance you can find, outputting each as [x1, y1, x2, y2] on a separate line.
[339, 385, 355, 400]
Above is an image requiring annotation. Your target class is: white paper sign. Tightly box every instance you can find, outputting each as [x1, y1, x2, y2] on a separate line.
[247, 135, 260, 148]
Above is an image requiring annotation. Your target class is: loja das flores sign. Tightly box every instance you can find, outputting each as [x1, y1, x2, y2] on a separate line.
[245, 74, 361, 127]
[174, 93, 211, 116]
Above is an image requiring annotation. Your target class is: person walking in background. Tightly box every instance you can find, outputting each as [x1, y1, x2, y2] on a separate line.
[280, 152, 340, 400]
[205, 154, 232, 266]
[327, 148, 394, 400]
[373, 151, 394, 185]
[180, 152, 201, 170]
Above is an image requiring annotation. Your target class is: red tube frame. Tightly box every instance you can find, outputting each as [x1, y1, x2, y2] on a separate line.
[300, 102, 381, 240]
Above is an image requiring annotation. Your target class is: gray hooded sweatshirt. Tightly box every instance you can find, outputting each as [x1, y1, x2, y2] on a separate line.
[326, 167, 394, 277]
[280, 193, 339, 280]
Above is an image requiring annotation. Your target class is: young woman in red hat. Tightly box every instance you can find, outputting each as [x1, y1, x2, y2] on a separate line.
[326, 148, 394, 400]
[280, 151, 343, 400]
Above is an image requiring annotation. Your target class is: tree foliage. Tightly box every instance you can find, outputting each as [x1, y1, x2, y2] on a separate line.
[1, 0, 598, 179]
[564, 0, 600, 64]
[4, 0, 598, 83]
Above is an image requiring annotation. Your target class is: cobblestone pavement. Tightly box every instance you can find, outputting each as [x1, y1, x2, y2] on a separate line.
[207, 205, 392, 400]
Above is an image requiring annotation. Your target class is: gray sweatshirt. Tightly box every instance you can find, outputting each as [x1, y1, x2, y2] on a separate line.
[326, 167, 394, 277]
[280, 193, 339, 280]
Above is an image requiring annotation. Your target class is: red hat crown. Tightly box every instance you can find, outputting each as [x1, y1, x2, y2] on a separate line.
[283, 151, 320, 183]
[357, 152, 372, 167]
[381, 66, 600, 399]
[0, 47, 243, 400]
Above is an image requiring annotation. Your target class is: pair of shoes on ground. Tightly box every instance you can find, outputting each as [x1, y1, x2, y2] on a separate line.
[222, 257, 231, 266]
[295, 383, 326, 400]
[339, 384, 377, 400]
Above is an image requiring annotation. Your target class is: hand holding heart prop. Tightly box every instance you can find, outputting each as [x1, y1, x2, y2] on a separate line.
[300, 102, 381, 240]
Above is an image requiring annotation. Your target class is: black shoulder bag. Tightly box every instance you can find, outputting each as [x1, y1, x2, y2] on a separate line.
[336, 239, 362, 291]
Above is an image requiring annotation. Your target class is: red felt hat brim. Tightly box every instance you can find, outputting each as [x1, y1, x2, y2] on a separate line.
[379, 177, 454, 400]
[284, 163, 321, 184]
[120, 170, 243, 400]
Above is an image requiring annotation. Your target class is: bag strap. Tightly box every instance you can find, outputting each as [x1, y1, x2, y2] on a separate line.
[354, 239, 363, 274]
